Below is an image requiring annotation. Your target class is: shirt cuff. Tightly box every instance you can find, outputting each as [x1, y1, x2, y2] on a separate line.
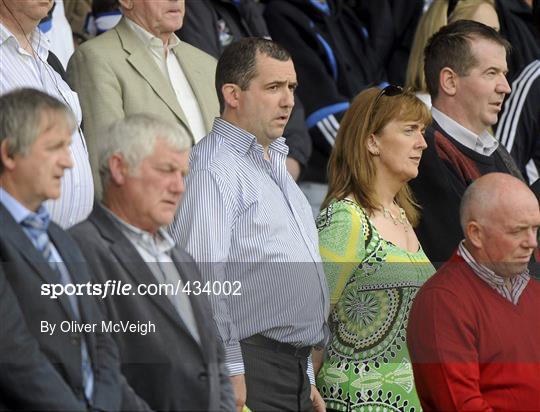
[224, 343, 244, 376]
[307, 354, 315, 385]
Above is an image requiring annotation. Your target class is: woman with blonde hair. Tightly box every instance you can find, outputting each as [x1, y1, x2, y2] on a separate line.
[406, 0, 499, 106]
[315, 86, 435, 411]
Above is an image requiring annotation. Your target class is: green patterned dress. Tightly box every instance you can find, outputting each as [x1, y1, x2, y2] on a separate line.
[315, 199, 435, 412]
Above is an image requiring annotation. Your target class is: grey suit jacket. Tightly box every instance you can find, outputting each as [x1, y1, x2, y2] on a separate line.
[69, 204, 235, 411]
[0, 204, 149, 412]
[67, 17, 219, 193]
[0, 265, 86, 411]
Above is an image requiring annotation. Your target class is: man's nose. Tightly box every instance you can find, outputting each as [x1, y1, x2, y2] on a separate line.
[170, 172, 185, 195]
[281, 88, 295, 108]
[61, 147, 74, 169]
[497, 74, 511, 95]
[524, 228, 538, 249]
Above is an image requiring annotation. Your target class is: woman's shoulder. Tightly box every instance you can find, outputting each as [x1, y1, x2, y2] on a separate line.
[316, 198, 374, 246]
[317, 198, 370, 228]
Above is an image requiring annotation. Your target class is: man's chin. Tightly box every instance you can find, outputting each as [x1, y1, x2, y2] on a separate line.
[157, 210, 177, 227]
[46, 189, 62, 201]
[507, 262, 530, 277]
[270, 128, 286, 140]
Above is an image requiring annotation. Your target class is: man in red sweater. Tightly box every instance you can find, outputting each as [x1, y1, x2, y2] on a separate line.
[407, 172, 540, 411]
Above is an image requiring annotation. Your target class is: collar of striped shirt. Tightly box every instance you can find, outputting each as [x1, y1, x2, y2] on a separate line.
[0, 23, 49, 60]
[213, 118, 289, 158]
[457, 240, 530, 305]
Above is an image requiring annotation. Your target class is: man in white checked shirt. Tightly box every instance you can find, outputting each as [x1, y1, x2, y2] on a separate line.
[0, 0, 93, 228]
[172, 38, 329, 412]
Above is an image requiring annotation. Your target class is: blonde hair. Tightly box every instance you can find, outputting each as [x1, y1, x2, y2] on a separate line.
[405, 0, 496, 92]
[323, 87, 431, 226]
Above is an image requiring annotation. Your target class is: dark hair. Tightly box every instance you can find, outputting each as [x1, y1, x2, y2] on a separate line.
[92, 0, 119, 15]
[215, 37, 291, 113]
[424, 20, 511, 100]
[0, 88, 75, 174]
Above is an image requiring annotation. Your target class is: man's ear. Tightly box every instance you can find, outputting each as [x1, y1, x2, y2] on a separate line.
[466, 221, 483, 249]
[118, 0, 132, 10]
[0, 140, 16, 172]
[221, 83, 240, 110]
[108, 154, 128, 186]
[439, 67, 458, 97]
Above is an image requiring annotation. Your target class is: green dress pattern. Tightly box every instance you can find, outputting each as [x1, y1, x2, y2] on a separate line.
[316, 199, 435, 412]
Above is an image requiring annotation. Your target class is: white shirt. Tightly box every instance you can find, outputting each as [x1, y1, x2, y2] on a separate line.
[103, 207, 200, 343]
[431, 107, 499, 156]
[125, 18, 207, 143]
[0, 23, 94, 228]
[415, 91, 432, 109]
[40, 0, 74, 69]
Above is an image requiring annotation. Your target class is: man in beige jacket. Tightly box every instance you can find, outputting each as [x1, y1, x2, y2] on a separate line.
[67, 0, 219, 194]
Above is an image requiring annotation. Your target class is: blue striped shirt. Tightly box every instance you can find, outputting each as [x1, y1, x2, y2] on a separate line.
[0, 23, 93, 228]
[170, 118, 329, 380]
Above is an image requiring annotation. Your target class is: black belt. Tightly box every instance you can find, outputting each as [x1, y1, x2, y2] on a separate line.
[242, 334, 312, 358]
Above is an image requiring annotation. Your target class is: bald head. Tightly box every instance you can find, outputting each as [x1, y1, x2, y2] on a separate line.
[460, 173, 540, 277]
[460, 173, 535, 231]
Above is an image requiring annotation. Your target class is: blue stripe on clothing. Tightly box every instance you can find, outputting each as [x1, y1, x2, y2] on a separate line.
[306, 102, 350, 128]
[38, 19, 53, 33]
[315, 31, 337, 81]
[309, 0, 330, 15]
[308, 20, 337, 81]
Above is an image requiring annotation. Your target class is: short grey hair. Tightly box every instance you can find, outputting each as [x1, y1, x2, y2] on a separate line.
[98, 113, 191, 188]
[0, 88, 76, 173]
[460, 181, 477, 232]
[460, 178, 492, 232]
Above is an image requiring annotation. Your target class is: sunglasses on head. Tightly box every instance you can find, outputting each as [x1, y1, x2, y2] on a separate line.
[373, 85, 404, 108]
[368, 85, 404, 125]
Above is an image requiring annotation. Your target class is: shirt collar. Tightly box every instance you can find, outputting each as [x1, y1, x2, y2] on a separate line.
[102, 205, 175, 255]
[431, 107, 499, 156]
[125, 17, 180, 52]
[0, 22, 49, 59]
[212, 117, 289, 157]
[457, 240, 530, 288]
[0, 187, 49, 226]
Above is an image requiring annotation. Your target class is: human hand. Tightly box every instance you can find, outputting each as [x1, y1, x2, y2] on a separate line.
[230, 374, 246, 412]
[311, 385, 326, 412]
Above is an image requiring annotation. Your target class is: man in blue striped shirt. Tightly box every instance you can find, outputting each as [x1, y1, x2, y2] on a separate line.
[172, 38, 329, 411]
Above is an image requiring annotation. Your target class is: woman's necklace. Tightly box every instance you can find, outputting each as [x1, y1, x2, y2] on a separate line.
[382, 202, 411, 232]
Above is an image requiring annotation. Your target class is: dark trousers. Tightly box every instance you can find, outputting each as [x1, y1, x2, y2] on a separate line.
[241, 340, 313, 411]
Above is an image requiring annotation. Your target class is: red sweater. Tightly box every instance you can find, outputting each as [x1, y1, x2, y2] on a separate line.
[407, 252, 540, 411]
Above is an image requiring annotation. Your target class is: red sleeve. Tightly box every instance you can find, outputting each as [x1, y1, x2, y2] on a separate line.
[407, 286, 494, 412]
